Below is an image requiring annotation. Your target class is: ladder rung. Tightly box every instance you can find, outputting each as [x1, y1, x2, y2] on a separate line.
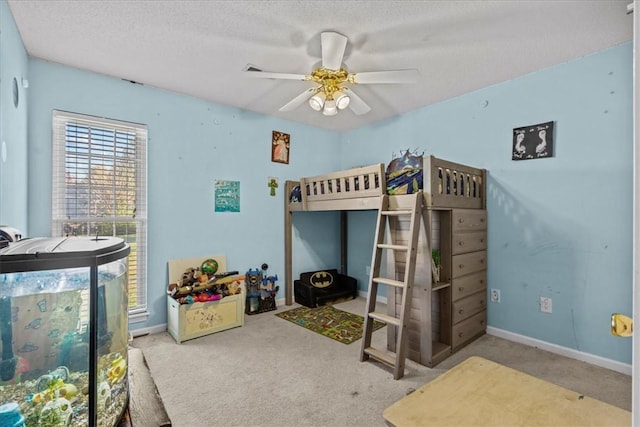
[377, 243, 409, 251]
[369, 311, 401, 327]
[381, 210, 413, 217]
[373, 277, 405, 288]
[363, 347, 396, 367]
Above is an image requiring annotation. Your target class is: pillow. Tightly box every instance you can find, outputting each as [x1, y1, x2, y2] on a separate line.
[299, 269, 338, 289]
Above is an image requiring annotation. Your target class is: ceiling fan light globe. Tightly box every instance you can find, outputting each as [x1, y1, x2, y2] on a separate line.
[334, 91, 350, 109]
[308, 92, 326, 111]
[309, 99, 322, 111]
[323, 100, 338, 116]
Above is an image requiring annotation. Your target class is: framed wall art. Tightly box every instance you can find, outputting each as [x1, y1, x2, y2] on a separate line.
[214, 180, 240, 213]
[512, 121, 554, 161]
[272, 131, 290, 164]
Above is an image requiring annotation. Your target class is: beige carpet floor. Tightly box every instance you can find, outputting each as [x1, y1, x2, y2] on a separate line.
[132, 297, 631, 427]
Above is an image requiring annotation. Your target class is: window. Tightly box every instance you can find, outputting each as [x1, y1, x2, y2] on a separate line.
[52, 110, 148, 321]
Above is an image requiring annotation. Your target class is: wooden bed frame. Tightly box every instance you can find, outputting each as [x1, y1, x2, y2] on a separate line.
[284, 155, 486, 303]
[284, 155, 487, 367]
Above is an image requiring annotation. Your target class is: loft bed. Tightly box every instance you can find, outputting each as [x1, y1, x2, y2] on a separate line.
[284, 155, 486, 302]
[283, 155, 487, 368]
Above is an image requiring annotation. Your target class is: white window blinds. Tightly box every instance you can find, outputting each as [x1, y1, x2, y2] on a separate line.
[52, 110, 148, 319]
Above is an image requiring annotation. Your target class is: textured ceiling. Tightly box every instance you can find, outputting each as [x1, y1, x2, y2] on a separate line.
[7, 0, 633, 131]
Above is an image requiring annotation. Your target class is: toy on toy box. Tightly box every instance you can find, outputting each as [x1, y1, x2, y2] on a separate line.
[168, 265, 241, 304]
[225, 278, 244, 296]
[245, 263, 278, 315]
[200, 258, 219, 275]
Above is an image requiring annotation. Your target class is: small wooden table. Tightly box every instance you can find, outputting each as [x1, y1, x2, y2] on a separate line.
[383, 356, 630, 426]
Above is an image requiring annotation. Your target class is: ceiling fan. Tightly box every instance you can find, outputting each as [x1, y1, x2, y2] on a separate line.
[245, 31, 419, 116]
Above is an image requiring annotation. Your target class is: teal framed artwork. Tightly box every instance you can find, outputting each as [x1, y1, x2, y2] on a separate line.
[214, 180, 240, 212]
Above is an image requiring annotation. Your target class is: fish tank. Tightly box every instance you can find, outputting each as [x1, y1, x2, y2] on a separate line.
[0, 236, 130, 427]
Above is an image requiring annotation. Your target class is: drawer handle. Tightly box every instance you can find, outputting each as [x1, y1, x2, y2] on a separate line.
[459, 309, 464, 314]
[458, 332, 464, 338]
[480, 320, 485, 326]
[459, 218, 464, 223]
[480, 259, 484, 264]
[480, 218, 485, 222]
[480, 239, 485, 243]
[459, 264, 464, 269]
[480, 300, 485, 305]
[459, 241, 464, 246]
[458, 287, 464, 292]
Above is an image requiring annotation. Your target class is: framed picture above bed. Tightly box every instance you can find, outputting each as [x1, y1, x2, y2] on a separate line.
[272, 130, 290, 164]
[512, 121, 554, 161]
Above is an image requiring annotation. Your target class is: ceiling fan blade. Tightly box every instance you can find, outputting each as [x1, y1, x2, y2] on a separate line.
[245, 70, 308, 80]
[342, 88, 371, 115]
[351, 69, 420, 84]
[321, 32, 348, 70]
[279, 88, 318, 112]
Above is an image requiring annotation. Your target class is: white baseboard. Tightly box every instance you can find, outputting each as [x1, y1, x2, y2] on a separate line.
[487, 326, 631, 376]
[130, 304, 629, 376]
[131, 323, 167, 337]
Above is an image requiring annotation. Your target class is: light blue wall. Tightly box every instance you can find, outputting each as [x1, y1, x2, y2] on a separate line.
[0, 1, 29, 233]
[1, 1, 633, 363]
[342, 43, 633, 364]
[26, 59, 342, 330]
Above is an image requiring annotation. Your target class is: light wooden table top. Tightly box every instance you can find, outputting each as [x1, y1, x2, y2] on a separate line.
[383, 356, 630, 426]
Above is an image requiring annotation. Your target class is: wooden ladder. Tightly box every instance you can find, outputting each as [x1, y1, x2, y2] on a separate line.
[360, 191, 422, 380]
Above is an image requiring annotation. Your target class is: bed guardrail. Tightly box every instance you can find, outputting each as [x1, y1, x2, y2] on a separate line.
[425, 156, 485, 209]
[287, 157, 485, 211]
[298, 163, 386, 210]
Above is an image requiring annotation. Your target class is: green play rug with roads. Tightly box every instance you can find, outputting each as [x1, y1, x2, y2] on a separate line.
[275, 304, 385, 345]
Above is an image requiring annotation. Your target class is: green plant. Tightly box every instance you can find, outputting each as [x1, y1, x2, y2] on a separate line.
[432, 249, 441, 267]
[24, 404, 62, 427]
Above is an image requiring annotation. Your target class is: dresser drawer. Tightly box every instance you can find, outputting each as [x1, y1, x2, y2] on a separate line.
[452, 310, 486, 349]
[452, 251, 486, 278]
[452, 231, 487, 255]
[452, 271, 486, 301]
[452, 291, 487, 323]
[452, 210, 487, 233]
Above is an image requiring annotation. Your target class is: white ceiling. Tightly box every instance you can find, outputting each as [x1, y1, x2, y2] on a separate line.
[7, 0, 633, 132]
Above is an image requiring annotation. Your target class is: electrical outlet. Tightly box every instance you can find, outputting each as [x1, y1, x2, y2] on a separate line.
[540, 296, 552, 313]
[365, 265, 371, 276]
[490, 289, 501, 303]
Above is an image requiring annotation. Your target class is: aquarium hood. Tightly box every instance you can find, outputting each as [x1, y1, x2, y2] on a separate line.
[0, 236, 130, 273]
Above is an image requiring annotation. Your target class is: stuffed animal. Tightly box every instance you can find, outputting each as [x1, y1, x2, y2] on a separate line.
[179, 268, 196, 287]
[226, 279, 243, 296]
